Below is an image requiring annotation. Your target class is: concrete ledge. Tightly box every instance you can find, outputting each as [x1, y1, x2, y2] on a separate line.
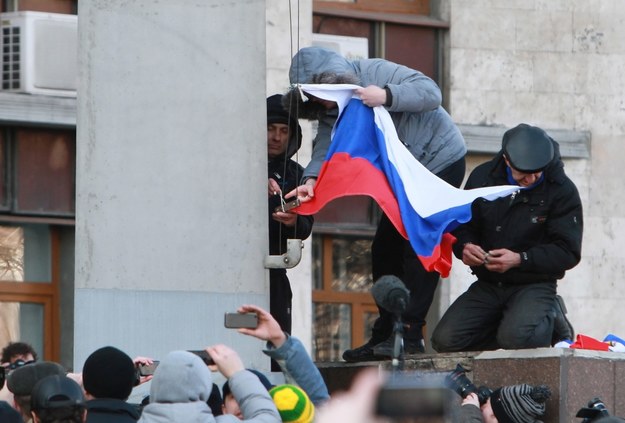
[316, 348, 625, 423]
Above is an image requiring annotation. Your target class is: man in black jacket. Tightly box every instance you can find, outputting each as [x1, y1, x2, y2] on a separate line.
[431, 123, 582, 352]
[266, 94, 314, 336]
[83, 346, 140, 423]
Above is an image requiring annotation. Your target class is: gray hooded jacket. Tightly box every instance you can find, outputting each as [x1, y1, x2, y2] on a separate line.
[137, 351, 280, 423]
[288, 46, 467, 178]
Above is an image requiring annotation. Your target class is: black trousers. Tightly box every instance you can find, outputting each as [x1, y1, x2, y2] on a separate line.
[269, 269, 292, 335]
[430, 280, 557, 352]
[370, 156, 466, 343]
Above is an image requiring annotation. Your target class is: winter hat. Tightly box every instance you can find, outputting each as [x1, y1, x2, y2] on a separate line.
[82, 346, 135, 400]
[490, 384, 551, 423]
[269, 384, 314, 423]
[149, 350, 212, 403]
[267, 94, 302, 154]
[7, 361, 66, 396]
[222, 368, 273, 400]
[502, 124, 554, 173]
[31, 375, 85, 411]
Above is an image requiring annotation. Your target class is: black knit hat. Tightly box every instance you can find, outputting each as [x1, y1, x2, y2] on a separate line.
[82, 346, 135, 400]
[31, 375, 85, 411]
[490, 384, 551, 423]
[7, 361, 66, 396]
[502, 124, 554, 173]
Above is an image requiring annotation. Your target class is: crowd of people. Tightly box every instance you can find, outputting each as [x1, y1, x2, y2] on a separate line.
[0, 46, 606, 423]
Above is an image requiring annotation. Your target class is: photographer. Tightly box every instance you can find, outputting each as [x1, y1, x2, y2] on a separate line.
[457, 384, 551, 423]
[577, 398, 625, 423]
[447, 364, 551, 423]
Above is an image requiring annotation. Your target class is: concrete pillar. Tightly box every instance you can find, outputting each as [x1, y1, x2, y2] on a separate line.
[75, 0, 269, 376]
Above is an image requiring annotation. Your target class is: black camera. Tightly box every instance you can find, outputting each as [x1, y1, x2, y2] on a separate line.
[576, 398, 611, 422]
[445, 364, 493, 406]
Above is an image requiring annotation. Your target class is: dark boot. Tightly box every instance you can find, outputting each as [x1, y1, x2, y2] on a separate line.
[342, 339, 385, 363]
[372, 336, 425, 357]
[552, 294, 575, 344]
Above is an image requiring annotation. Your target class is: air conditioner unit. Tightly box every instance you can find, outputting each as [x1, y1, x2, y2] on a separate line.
[1, 11, 77, 97]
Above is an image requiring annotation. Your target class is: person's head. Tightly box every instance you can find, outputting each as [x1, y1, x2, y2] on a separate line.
[269, 384, 315, 423]
[266, 94, 302, 160]
[221, 369, 273, 418]
[148, 351, 212, 405]
[484, 384, 551, 423]
[1, 342, 38, 365]
[82, 346, 136, 401]
[30, 375, 86, 423]
[502, 123, 555, 188]
[7, 361, 66, 420]
[284, 47, 360, 120]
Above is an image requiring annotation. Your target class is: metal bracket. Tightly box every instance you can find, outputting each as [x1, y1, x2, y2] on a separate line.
[264, 239, 304, 269]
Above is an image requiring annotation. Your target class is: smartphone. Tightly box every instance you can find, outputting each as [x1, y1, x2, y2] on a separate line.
[138, 361, 160, 376]
[188, 350, 214, 365]
[224, 312, 258, 329]
[274, 198, 301, 213]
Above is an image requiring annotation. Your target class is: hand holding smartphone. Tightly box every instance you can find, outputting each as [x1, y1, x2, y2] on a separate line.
[224, 312, 258, 329]
[137, 361, 160, 376]
[188, 350, 215, 365]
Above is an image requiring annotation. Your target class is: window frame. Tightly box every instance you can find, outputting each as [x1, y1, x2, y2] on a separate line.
[0, 225, 61, 361]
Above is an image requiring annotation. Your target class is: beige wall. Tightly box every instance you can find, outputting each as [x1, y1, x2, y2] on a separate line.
[445, 0, 625, 340]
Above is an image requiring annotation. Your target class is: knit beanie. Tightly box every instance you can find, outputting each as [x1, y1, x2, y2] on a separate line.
[490, 384, 551, 423]
[269, 384, 314, 423]
[267, 94, 302, 153]
[82, 346, 136, 400]
[7, 361, 66, 396]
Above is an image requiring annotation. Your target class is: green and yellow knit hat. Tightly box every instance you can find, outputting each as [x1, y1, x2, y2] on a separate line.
[269, 384, 314, 423]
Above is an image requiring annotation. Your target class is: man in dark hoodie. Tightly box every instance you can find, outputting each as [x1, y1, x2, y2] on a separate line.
[266, 94, 314, 337]
[431, 124, 582, 352]
[284, 46, 467, 361]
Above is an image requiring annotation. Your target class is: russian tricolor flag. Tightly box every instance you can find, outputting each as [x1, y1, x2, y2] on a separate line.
[295, 84, 519, 277]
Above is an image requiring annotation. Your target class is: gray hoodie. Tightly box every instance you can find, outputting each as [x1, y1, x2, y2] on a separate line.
[138, 351, 280, 423]
[287, 46, 467, 178]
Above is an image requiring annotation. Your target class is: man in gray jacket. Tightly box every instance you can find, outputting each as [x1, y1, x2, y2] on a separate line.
[285, 46, 467, 361]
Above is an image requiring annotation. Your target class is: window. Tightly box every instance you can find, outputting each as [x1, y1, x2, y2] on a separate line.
[311, 232, 379, 361]
[0, 127, 75, 216]
[0, 224, 61, 361]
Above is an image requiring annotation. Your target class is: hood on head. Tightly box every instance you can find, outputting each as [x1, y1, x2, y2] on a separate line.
[289, 46, 354, 85]
[283, 71, 360, 121]
[149, 351, 212, 404]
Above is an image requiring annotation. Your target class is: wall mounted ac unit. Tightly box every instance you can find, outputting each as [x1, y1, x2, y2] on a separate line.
[1, 11, 77, 97]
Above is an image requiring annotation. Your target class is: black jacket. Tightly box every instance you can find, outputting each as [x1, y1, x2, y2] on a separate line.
[268, 156, 314, 266]
[86, 398, 141, 423]
[452, 141, 583, 284]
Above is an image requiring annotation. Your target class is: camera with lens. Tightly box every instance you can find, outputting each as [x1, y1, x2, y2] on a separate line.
[445, 363, 493, 406]
[576, 398, 611, 422]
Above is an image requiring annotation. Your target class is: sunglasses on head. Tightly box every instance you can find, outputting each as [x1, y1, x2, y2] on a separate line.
[7, 359, 36, 370]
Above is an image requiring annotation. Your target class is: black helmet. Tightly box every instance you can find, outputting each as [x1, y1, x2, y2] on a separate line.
[502, 124, 554, 173]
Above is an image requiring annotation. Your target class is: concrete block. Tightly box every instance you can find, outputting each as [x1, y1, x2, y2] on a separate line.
[515, 10, 574, 52]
